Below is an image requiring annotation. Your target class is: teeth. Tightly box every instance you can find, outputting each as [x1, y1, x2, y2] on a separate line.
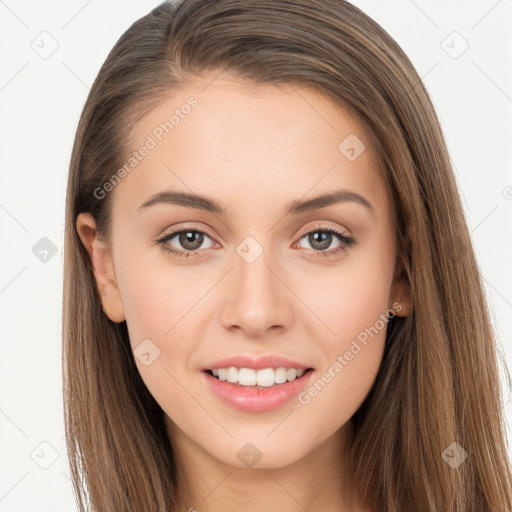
[286, 368, 297, 381]
[226, 367, 238, 383]
[240, 368, 257, 386]
[210, 366, 307, 387]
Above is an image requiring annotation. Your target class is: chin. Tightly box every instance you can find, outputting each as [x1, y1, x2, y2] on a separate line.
[205, 435, 312, 470]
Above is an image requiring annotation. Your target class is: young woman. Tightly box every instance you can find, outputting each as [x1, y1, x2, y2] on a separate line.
[62, 0, 512, 510]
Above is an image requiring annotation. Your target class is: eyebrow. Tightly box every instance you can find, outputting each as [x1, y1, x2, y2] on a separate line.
[137, 189, 374, 216]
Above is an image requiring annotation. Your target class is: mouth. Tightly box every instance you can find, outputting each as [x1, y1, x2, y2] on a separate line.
[203, 366, 314, 389]
[201, 366, 315, 413]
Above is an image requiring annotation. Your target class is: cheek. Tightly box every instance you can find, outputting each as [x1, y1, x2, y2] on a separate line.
[115, 245, 205, 343]
[115, 262, 200, 421]
[296, 249, 393, 348]
[328, 266, 392, 342]
[119, 274, 172, 345]
[114, 249, 210, 391]
[290, 254, 394, 427]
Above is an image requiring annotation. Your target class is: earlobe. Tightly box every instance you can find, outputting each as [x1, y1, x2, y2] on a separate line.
[390, 272, 413, 317]
[75, 213, 126, 323]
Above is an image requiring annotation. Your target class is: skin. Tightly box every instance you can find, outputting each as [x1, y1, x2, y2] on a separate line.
[77, 75, 412, 512]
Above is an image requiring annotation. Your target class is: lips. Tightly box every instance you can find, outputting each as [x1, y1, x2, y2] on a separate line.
[201, 367, 314, 412]
[201, 354, 313, 372]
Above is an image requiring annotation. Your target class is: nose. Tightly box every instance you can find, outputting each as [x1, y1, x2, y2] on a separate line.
[220, 244, 294, 338]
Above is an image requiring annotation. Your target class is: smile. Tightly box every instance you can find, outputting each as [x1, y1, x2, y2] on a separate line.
[207, 366, 310, 387]
[202, 367, 314, 413]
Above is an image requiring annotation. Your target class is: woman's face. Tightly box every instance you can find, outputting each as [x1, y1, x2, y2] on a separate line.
[78, 75, 410, 470]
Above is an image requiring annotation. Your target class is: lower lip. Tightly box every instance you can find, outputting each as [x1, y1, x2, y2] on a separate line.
[201, 369, 314, 413]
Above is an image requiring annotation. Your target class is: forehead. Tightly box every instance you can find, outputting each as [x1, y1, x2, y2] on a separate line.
[110, 76, 389, 222]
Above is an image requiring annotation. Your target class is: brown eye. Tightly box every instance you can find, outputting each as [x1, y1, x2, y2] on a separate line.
[305, 231, 335, 251]
[156, 229, 216, 258]
[176, 231, 204, 251]
[296, 227, 356, 257]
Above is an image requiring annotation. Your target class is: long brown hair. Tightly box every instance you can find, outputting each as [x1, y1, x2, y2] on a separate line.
[62, 1, 512, 510]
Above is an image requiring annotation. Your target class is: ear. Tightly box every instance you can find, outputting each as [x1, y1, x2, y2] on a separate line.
[75, 212, 126, 323]
[389, 224, 414, 317]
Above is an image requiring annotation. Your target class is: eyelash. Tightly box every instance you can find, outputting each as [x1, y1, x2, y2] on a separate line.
[155, 225, 356, 260]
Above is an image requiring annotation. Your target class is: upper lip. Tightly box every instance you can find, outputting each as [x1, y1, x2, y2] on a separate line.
[202, 355, 314, 371]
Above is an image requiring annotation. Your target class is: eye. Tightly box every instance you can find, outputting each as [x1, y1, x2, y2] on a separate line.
[156, 224, 356, 260]
[156, 227, 217, 259]
[295, 225, 356, 257]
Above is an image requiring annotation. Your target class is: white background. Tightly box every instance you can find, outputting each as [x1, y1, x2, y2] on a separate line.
[0, 1, 511, 510]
